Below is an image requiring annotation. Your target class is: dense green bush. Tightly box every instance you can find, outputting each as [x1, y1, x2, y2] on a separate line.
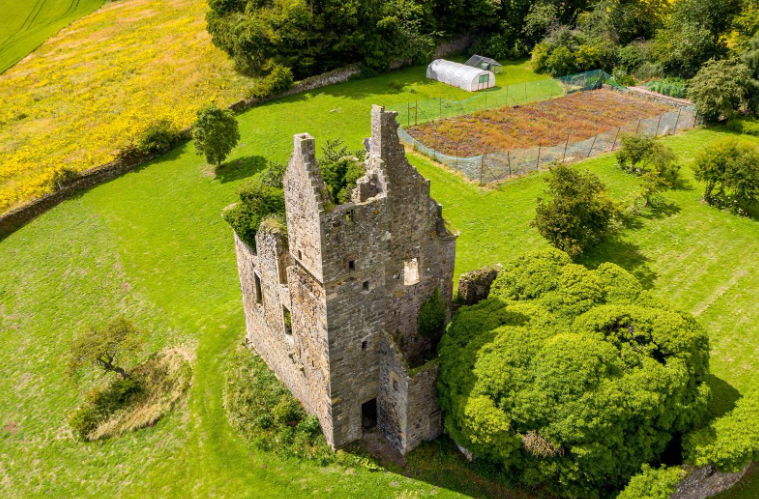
[688, 59, 759, 123]
[223, 183, 285, 248]
[692, 138, 759, 214]
[645, 78, 688, 98]
[438, 249, 711, 498]
[534, 164, 621, 258]
[417, 288, 446, 339]
[136, 120, 183, 155]
[618, 465, 685, 499]
[685, 390, 759, 472]
[318, 139, 366, 204]
[246, 64, 294, 100]
[726, 117, 759, 136]
[68, 377, 143, 440]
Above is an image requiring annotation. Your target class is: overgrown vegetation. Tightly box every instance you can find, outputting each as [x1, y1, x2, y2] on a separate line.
[318, 139, 366, 204]
[534, 164, 621, 258]
[224, 345, 333, 462]
[69, 348, 193, 441]
[685, 390, 759, 472]
[617, 465, 685, 499]
[438, 248, 711, 499]
[417, 288, 446, 339]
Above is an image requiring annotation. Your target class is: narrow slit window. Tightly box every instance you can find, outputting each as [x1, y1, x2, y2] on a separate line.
[278, 260, 288, 285]
[297, 249, 302, 260]
[362, 281, 370, 292]
[282, 306, 292, 335]
[361, 340, 368, 350]
[254, 273, 263, 304]
[348, 260, 356, 271]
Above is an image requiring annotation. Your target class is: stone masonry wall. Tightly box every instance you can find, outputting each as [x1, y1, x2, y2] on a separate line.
[379, 332, 443, 454]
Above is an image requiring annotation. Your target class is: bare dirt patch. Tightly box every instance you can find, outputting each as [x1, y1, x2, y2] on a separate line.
[406, 89, 673, 156]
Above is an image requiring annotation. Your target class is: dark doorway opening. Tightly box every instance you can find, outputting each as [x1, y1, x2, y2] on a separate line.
[361, 398, 377, 431]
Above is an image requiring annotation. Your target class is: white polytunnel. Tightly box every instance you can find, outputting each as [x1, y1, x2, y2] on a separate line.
[426, 59, 496, 92]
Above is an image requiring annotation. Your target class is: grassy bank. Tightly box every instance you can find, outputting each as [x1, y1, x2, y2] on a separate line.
[0, 0, 104, 74]
[0, 59, 757, 498]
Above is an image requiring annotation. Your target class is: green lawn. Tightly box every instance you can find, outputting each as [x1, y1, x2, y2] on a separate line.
[0, 0, 104, 74]
[0, 60, 757, 498]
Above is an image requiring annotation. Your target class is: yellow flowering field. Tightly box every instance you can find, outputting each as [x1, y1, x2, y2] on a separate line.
[0, 0, 250, 213]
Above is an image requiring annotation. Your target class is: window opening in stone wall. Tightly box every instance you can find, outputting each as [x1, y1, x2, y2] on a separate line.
[278, 259, 288, 285]
[393, 379, 399, 391]
[362, 281, 370, 292]
[404, 258, 420, 285]
[282, 306, 292, 335]
[361, 340, 368, 350]
[348, 260, 356, 271]
[345, 209, 355, 222]
[361, 398, 377, 430]
[297, 249, 302, 260]
[254, 273, 263, 304]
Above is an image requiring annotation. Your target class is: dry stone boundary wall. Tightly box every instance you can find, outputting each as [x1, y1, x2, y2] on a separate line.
[0, 35, 475, 239]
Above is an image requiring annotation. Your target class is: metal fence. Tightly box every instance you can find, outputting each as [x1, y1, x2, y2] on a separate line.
[392, 70, 697, 184]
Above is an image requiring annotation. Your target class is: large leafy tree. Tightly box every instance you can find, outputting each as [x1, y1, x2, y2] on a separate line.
[438, 249, 711, 499]
[534, 164, 621, 258]
[692, 138, 759, 214]
[192, 105, 240, 168]
[688, 59, 759, 123]
[616, 135, 680, 206]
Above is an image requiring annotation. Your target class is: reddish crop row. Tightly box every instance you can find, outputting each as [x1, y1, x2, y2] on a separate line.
[406, 89, 673, 157]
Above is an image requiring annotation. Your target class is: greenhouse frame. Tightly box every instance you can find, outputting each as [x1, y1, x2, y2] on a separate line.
[426, 59, 496, 92]
[465, 55, 503, 73]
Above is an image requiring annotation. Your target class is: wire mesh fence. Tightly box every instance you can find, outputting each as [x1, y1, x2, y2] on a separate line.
[392, 70, 697, 185]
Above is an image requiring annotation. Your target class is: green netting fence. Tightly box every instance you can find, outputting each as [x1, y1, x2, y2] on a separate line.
[390, 70, 697, 184]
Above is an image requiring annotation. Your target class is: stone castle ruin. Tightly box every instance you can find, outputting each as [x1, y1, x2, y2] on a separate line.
[233, 105, 457, 453]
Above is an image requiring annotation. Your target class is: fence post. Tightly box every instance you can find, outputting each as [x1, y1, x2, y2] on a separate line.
[611, 127, 621, 151]
[507, 150, 512, 177]
[480, 154, 485, 185]
[635, 119, 641, 136]
[562, 133, 570, 163]
[655, 114, 663, 138]
[536, 145, 542, 169]
[587, 134, 598, 158]
[674, 108, 682, 132]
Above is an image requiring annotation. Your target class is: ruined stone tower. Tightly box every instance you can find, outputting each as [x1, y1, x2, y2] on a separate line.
[234, 105, 457, 453]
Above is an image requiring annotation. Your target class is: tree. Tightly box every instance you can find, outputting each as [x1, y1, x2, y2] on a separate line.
[688, 59, 759, 123]
[618, 465, 685, 499]
[438, 249, 711, 498]
[68, 318, 144, 380]
[193, 105, 240, 168]
[318, 139, 366, 204]
[534, 164, 621, 258]
[692, 139, 759, 214]
[616, 135, 680, 206]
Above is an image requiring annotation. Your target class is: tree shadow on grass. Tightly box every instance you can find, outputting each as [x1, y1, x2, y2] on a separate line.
[579, 238, 658, 289]
[215, 155, 267, 184]
[708, 375, 742, 418]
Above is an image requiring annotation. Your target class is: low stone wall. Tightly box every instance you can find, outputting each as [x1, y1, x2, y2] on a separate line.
[457, 264, 502, 305]
[0, 35, 474, 239]
[672, 464, 752, 499]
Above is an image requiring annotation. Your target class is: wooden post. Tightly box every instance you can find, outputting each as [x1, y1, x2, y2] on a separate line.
[611, 127, 621, 151]
[562, 133, 570, 163]
[655, 114, 663, 137]
[480, 154, 485, 185]
[587, 134, 598, 158]
[635, 119, 641, 136]
[536, 145, 542, 169]
[507, 150, 512, 177]
[674, 108, 682, 132]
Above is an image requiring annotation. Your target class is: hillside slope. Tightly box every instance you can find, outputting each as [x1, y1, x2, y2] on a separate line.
[0, 0, 104, 74]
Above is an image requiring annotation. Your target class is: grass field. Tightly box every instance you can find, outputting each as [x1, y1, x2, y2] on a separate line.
[1, 60, 758, 498]
[0, 0, 104, 74]
[406, 89, 672, 156]
[0, 0, 252, 214]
